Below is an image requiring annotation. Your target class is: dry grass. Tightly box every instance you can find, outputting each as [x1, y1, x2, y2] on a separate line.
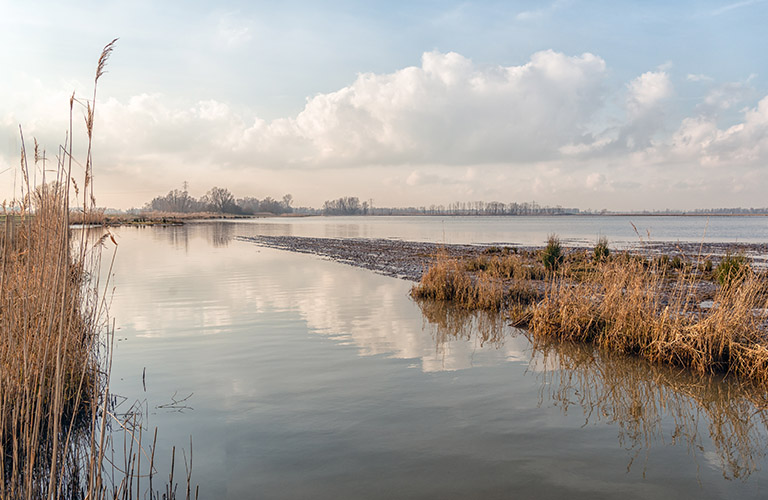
[69, 211, 268, 227]
[1, 40, 195, 500]
[411, 252, 506, 310]
[413, 240, 768, 387]
[0, 185, 99, 498]
[528, 257, 768, 383]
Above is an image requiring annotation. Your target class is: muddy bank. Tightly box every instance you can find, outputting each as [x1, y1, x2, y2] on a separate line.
[236, 235, 487, 281]
[236, 234, 768, 281]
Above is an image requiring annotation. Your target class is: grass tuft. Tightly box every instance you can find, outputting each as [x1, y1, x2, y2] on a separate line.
[413, 237, 768, 387]
[541, 234, 564, 272]
[715, 252, 749, 286]
[594, 235, 610, 261]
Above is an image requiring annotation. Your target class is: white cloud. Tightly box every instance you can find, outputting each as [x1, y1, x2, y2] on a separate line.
[626, 71, 672, 114]
[585, 172, 607, 190]
[669, 95, 768, 166]
[4, 49, 768, 210]
[239, 49, 608, 166]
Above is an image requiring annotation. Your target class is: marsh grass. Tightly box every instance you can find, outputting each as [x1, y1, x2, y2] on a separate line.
[1, 40, 195, 499]
[411, 251, 543, 311]
[413, 238, 768, 386]
[716, 252, 750, 286]
[541, 234, 563, 272]
[593, 235, 609, 261]
[410, 252, 505, 310]
[528, 257, 768, 384]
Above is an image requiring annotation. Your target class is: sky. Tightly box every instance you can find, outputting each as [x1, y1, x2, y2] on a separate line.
[1, 0, 768, 211]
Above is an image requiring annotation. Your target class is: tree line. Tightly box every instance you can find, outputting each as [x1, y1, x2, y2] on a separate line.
[306, 198, 579, 216]
[144, 186, 294, 215]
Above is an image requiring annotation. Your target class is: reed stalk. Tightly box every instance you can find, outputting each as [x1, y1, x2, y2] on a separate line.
[1, 40, 195, 500]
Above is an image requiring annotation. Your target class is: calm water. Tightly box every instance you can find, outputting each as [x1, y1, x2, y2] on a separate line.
[227, 214, 768, 246]
[105, 218, 768, 499]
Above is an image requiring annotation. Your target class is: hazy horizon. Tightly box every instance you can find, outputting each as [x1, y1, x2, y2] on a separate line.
[2, 1, 768, 211]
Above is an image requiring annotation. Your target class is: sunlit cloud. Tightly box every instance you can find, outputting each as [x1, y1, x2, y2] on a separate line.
[3, 47, 768, 210]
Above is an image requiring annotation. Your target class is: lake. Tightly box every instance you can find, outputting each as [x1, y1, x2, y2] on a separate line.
[105, 217, 768, 499]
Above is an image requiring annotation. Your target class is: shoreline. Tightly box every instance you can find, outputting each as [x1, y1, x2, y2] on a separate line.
[237, 234, 768, 281]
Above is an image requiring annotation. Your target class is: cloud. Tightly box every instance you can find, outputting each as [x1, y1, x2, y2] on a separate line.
[4, 49, 768, 210]
[585, 172, 607, 190]
[669, 95, 768, 166]
[687, 73, 713, 82]
[626, 70, 672, 114]
[239, 49, 608, 166]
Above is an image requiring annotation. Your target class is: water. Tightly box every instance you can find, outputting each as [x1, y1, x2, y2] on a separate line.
[222, 214, 768, 246]
[105, 218, 768, 499]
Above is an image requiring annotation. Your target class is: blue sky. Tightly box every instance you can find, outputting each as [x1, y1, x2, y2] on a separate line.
[2, 0, 768, 210]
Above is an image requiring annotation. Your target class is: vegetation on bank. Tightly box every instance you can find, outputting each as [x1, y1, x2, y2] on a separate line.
[2, 40, 195, 499]
[144, 186, 294, 215]
[412, 236, 768, 385]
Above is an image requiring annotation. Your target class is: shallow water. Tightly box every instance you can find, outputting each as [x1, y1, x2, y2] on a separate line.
[104, 220, 768, 498]
[226, 214, 768, 246]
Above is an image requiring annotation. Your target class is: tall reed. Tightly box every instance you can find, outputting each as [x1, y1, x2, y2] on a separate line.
[1, 40, 195, 499]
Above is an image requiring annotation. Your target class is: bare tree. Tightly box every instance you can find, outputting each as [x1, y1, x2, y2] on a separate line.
[205, 186, 236, 213]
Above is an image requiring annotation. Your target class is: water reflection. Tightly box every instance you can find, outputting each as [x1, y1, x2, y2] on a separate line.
[106, 223, 768, 495]
[206, 221, 234, 248]
[227, 215, 768, 245]
[412, 299, 768, 480]
[150, 224, 190, 251]
[416, 299, 507, 348]
[530, 337, 768, 479]
[108, 225, 524, 372]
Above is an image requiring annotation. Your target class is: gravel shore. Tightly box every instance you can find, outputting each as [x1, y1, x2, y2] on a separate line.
[236, 235, 486, 281]
[236, 234, 768, 281]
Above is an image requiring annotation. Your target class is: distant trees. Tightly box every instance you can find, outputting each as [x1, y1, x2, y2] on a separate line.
[145, 189, 205, 213]
[144, 185, 294, 215]
[323, 196, 364, 215]
[145, 186, 587, 217]
[203, 187, 237, 213]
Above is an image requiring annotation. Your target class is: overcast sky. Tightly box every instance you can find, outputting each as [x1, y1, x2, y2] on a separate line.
[2, 0, 768, 210]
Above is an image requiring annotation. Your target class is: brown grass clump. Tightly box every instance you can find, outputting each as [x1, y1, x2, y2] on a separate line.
[413, 241, 768, 387]
[411, 253, 505, 310]
[528, 257, 768, 384]
[412, 251, 543, 312]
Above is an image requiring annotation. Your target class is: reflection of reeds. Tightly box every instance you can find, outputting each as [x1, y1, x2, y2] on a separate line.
[530, 336, 768, 479]
[415, 298, 507, 349]
[414, 296, 768, 479]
